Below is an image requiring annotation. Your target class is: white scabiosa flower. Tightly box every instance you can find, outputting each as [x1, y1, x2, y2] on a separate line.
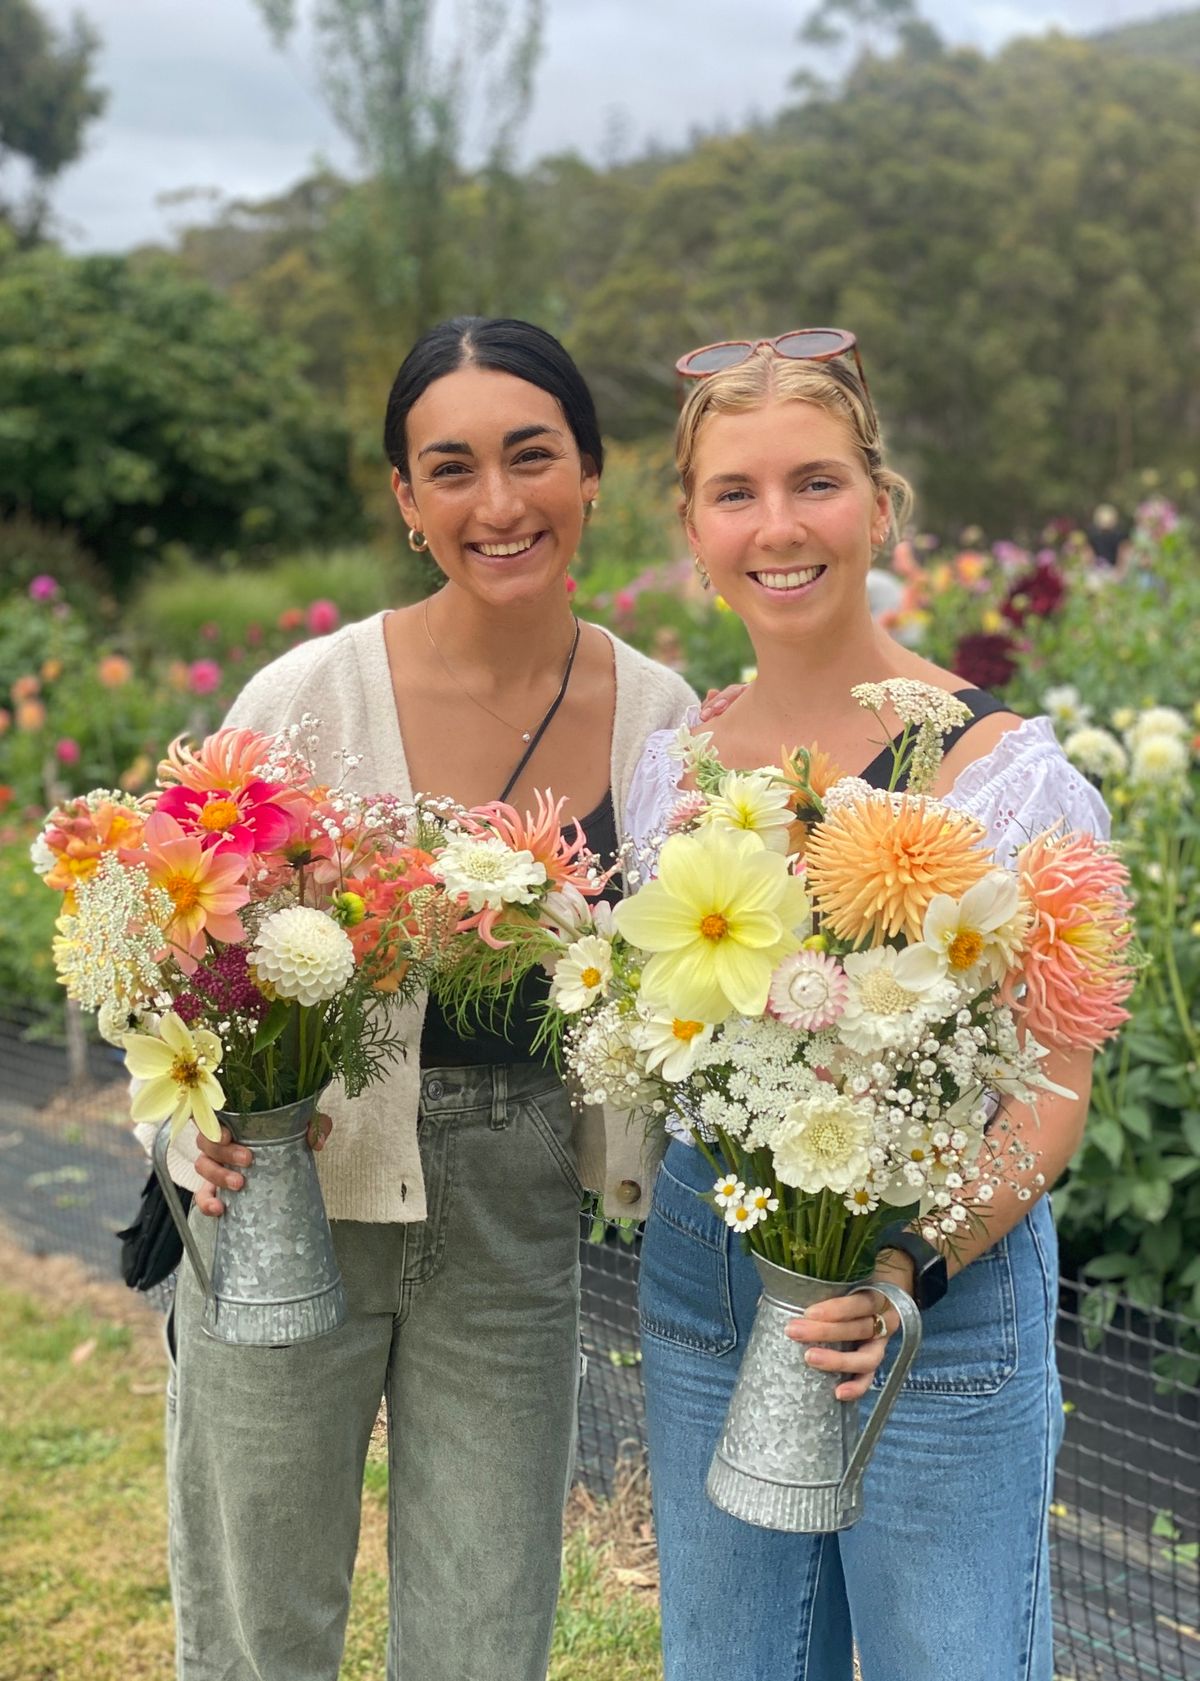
[433, 834, 547, 912]
[549, 934, 614, 1014]
[252, 906, 356, 1006]
[837, 945, 957, 1055]
[1129, 732, 1188, 786]
[1063, 727, 1128, 779]
[700, 768, 795, 853]
[634, 1008, 715, 1080]
[773, 1091, 876, 1194]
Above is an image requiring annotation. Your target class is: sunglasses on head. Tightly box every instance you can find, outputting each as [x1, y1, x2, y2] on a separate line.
[675, 327, 871, 410]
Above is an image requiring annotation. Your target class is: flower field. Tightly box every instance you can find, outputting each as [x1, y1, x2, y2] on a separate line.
[2, 497, 1198, 1348]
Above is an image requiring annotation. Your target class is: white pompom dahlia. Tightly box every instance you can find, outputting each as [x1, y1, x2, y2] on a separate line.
[252, 907, 356, 1006]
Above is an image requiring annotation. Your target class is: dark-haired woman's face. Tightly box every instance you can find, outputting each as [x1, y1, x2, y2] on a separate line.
[393, 366, 599, 608]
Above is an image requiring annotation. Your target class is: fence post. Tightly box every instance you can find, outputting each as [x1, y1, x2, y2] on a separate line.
[65, 998, 88, 1086]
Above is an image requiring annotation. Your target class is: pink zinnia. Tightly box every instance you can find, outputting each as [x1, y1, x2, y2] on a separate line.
[55, 738, 81, 765]
[768, 950, 848, 1031]
[187, 659, 222, 696]
[306, 599, 340, 636]
[154, 779, 297, 856]
[1007, 830, 1135, 1050]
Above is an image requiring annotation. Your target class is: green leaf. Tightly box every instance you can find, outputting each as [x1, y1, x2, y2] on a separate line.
[1129, 1179, 1172, 1223]
[1082, 1254, 1133, 1280]
[1085, 1115, 1124, 1168]
[252, 998, 291, 1053]
[1151, 1511, 1181, 1541]
[1122, 1103, 1153, 1141]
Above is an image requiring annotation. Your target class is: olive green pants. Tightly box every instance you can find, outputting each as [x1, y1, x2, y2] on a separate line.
[165, 1064, 583, 1681]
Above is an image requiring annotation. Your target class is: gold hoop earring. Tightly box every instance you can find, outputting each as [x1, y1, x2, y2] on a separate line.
[693, 553, 710, 590]
[584, 499, 597, 524]
[408, 528, 429, 554]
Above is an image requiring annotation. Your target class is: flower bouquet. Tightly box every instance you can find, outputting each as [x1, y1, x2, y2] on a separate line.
[434, 681, 1136, 1528]
[33, 718, 459, 1344]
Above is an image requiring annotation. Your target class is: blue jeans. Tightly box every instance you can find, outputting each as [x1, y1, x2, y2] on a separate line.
[640, 1139, 1063, 1681]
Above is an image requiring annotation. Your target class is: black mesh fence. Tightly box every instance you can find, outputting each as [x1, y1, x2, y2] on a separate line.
[2, 998, 1197, 1680]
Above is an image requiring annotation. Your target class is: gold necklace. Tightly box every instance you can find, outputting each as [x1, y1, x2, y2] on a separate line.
[422, 597, 577, 744]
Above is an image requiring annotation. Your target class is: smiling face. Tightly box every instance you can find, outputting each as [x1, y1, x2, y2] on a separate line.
[393, 364, 599, 607]
[686, 398, 891, 644]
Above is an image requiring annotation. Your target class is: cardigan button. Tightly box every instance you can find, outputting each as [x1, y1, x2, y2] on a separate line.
[615, 1179, 641, 1205]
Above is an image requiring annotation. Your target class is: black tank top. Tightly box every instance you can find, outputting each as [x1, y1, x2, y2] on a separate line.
[420, 790, 620, 1068]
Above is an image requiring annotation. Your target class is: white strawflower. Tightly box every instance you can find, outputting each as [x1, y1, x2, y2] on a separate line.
[1044, 685, 1092, 732]
[433, 834, 546, 912]
[549, 935, 613, 1014]
[1130, 732, 1188, 786]
[700, 769, 794, 853]
[773, 1091, 876, 1194]
[29, 831, 55, 877]
[252, 907, 356, 1006]
[1064, 727, 1128, 779]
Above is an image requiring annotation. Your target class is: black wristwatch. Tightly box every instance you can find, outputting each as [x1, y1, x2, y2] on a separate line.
[876, 1223, 948, 1313]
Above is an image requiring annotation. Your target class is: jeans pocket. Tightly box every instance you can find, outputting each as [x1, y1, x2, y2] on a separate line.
[639, 1157, 736, 1356]
[872, 1238, 1019, 1397]
[524, 1087, 585, 1201]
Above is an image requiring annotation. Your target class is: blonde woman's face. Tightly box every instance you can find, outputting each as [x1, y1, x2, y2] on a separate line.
[685, 398, 889, 642]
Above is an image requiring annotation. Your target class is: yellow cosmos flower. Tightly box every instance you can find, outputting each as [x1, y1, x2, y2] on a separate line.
[124, 1010, 226, 1142]
[613, 828, 809, 1023]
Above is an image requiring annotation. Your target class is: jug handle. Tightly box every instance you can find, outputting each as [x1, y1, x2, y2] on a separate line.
[152, 1118, 214, 1301]
[838, 1280, 922, 1502]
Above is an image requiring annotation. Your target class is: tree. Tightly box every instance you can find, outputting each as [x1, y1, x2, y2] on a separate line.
[253, 0, 544, 341]
[0, 0, 106, 237]
[0, 245, 362, 589]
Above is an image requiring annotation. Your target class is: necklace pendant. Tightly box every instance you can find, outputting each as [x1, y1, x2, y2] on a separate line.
[522, 730, 532, 743]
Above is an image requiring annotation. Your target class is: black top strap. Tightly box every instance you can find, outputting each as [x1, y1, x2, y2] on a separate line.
[497, 618, 582, 804]
[858, 688, 1010, 792]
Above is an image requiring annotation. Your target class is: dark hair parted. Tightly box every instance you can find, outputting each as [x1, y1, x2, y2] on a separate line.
[383, 316, 605, 482]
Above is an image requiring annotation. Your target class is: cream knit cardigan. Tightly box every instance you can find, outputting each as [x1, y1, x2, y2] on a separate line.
[136, 610, 694, 1223]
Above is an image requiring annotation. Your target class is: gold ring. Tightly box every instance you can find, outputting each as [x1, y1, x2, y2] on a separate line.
[871, 1312, 888, 1340]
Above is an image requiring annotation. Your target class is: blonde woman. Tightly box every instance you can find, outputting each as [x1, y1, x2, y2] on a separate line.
[624, 332, 1108, 1681]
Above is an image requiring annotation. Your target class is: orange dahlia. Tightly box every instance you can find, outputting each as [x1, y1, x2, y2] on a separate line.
[1006, 830, 1134, 1050]
[805, 795, 990, 946]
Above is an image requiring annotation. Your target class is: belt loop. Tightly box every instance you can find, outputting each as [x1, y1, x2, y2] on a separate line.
[490, 1065, 510, 1130]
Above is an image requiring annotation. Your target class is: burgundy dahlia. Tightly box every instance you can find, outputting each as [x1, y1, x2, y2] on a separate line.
[953, 631, 1019, 690]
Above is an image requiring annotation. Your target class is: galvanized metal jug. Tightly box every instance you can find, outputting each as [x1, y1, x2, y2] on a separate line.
[152, 1092, 346, 1347]
[706, 1255, 922, 1532]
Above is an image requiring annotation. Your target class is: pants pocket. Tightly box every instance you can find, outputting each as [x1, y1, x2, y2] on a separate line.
[639, 1155, 736, 1356]
[872, 1236, 1019, 1396]
[524, 1087, 585, 1201]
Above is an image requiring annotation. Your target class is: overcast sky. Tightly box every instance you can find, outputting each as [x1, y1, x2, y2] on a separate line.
[35, 0, 1182, 251]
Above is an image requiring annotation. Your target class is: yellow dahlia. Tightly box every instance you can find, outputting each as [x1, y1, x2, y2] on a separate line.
[805, 794, 990, 946]
[613, 827, 810, 1023]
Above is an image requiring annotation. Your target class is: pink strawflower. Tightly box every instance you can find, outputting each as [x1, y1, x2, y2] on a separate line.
[154, 779, 297, 856]
[768, 950, 848, 1030]
[29, 574, 59, 601]
[187, 659, 222, 696]
[1007, 830, 1135, 1050]
[55, 738, 81, 766]
[306, 599, 340, 636]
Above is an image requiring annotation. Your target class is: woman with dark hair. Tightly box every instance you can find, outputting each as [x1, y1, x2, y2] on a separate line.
[154, 316, 696, 1681]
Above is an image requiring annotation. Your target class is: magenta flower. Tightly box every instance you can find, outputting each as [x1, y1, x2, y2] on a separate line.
[187, 659, 222, 696]
[154, 779, 297, 855]
[29, 575, 59, 602]
[55, 737, 81, 766]
[306, 599, 340, 636]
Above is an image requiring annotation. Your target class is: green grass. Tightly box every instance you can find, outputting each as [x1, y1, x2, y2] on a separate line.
[0, 1285, 662, 1680]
